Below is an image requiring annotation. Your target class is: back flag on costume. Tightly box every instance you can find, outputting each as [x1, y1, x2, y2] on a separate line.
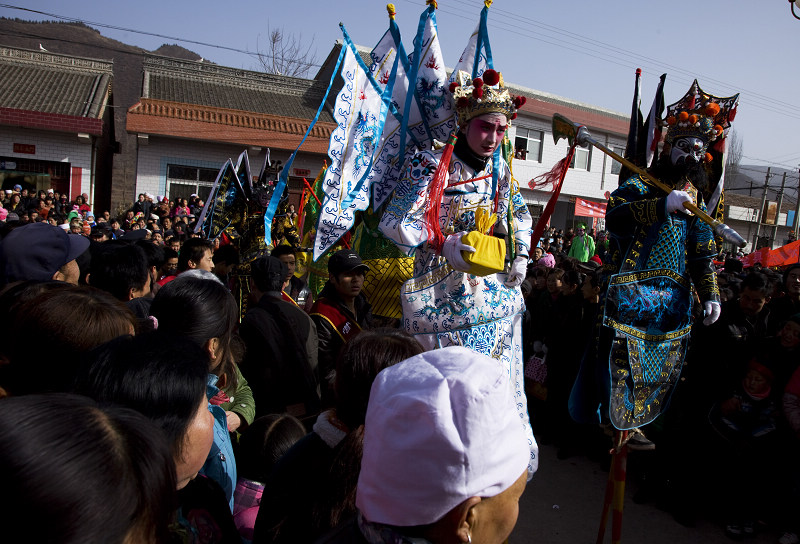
[195, 159, 244, 241]
[235, 150, 253, 200]
[368, 5, 423, 209]
[371, 2, 452, 209]
[644, 74, 666, 168]
[449, 0, 493, 83]
[313, 26, 397, 261]
[617, 68, 643, 185]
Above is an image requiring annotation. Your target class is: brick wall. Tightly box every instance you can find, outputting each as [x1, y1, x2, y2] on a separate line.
[0, 108, 102, 135]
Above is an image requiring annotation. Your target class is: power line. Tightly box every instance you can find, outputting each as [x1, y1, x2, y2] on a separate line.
[4, 1, 796, 166]
[0, 3, 320, 70]
[742, 154, 800, 170]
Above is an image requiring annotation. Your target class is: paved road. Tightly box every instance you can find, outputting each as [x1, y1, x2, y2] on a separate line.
[511, 442, 779, 544]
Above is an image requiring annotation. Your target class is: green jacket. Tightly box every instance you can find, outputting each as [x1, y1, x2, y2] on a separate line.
[567, 234, 595, 262]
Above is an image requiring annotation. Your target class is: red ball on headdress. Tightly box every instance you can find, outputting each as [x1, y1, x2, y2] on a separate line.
[472, 77, 484, 88]
[511, 112, 517, 120]
[457, 97, 470, 109]
[472, 87, 484, 99]
[483, 69, 499, 86]
[448, 82, 458, 93]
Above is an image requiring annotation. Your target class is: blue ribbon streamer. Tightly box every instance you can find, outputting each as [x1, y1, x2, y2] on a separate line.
[263, 34, 347, 246]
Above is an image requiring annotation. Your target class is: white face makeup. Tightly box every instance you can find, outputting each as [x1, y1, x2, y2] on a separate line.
[670, 136, 706, 166]
[465, 113, 508, 158]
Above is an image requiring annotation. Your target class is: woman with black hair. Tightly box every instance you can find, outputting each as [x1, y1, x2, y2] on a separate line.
[150, 272, 254, 511]
[0, 393, 176, 544]
[74, 331, 242, 543]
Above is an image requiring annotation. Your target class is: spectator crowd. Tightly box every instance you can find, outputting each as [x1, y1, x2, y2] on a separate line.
[0, 189, 798, 544]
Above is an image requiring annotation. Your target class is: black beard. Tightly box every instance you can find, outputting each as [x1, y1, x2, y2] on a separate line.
[651, 154, 710, 193]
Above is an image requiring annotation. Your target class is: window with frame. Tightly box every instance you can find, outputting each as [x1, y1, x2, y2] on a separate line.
[569, 146, 591, 171]
[514, 128, 543, 163]
[610, 146, 626, 175]
[166, 164, 218, 203]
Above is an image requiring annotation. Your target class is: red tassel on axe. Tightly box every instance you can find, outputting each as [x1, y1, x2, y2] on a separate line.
[529, 141, 578, 250]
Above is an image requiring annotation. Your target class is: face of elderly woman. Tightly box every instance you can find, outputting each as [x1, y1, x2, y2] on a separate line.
[465, 112, 507, 158]
[469, 470, 527, 544]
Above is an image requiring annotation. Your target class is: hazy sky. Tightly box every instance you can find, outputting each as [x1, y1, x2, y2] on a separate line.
[3, 0, 799, 174]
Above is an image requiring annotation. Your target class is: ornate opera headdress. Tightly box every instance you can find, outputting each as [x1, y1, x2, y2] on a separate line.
[448, 69, 526, 127]
[663, 80, 739, 162]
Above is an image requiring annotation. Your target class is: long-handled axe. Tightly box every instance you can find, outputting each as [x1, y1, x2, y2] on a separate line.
[552, 113, 746, 248]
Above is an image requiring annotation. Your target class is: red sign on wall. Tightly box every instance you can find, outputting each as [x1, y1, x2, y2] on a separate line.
[13, 143, 35, 154]
[293, 168, 311, 177]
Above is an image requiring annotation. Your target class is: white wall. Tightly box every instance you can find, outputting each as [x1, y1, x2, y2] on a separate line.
[134, 136, 324, 198]
[0, 126, 94, 197]
[510, 117, 625, 230]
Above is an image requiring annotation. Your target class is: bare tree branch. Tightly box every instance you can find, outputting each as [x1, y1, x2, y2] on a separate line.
[256, 22, 317, 78]
[724, 128, 743, 184]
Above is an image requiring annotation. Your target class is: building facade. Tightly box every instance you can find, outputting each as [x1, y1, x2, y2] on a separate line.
[0, 46, 113, 204]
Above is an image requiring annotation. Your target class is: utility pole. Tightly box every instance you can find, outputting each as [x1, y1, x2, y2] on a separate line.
[773, 171, 787, 246]
[794, 165, 800, 240]
[754, 168, 771, 250]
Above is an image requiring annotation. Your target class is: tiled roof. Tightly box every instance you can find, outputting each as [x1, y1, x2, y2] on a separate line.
[127, 98, 335, 153]
[0, 46, 112, 118]
[142, 56, 333, 123]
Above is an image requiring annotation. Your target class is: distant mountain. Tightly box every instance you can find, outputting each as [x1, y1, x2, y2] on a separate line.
[726, 164, 799, 203]
[152, 43, 204, 61]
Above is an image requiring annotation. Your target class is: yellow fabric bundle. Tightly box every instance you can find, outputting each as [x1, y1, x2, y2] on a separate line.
[461, 207, 506, 276]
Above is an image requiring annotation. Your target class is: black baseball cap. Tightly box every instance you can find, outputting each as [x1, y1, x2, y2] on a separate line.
[328, 250, 370, 276]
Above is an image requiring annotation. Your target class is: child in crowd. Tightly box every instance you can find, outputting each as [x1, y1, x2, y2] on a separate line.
[234, 414, 307, 543]
[709, 358, 782, 539]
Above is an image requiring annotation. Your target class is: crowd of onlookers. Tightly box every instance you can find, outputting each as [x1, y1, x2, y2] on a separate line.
[0, 189, 532, 544]
[1, 186, 799, 543]
[522, 228, 800, 544]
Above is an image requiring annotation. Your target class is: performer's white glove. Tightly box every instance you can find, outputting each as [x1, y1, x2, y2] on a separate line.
[703, 300, 721, 326]
[442, 232, 475, 273]
[666, 190, 693, 215]
[504, 256, 528, 288]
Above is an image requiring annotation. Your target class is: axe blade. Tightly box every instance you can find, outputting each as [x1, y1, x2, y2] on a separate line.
[552, 113, 578, 146]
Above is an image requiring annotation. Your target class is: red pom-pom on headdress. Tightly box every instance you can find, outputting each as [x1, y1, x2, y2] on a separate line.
[448, 81, 458, 93]
[472, 77, 484, 88]
[473, 87, 484, 99]
[457, 97, 470, 109]
[483, 69, 499, 86]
